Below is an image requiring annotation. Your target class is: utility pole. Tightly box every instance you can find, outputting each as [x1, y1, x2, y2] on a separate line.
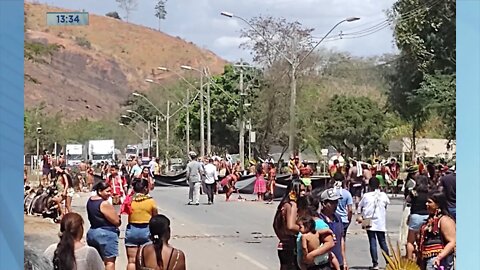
[186, 88, 190, 155]
[247, 118, 252, 161]
[239, 68, 245, 171]
[207, 78, 211, 156]
[147, 121, 151, 157]
[166, 100, 170, 170]
[155, 115, 159, 158]
[200, 69, 205, 157]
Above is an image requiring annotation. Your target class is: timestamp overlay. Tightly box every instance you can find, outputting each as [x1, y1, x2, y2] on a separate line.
[46, 12, 89, 26]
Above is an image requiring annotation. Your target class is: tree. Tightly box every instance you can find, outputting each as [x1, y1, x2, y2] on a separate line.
[387, 0, 456, 157]
[316, 95, 387, 159]
[174, 64, 261, 155]
[154, 0, 167, 31]
[116, 0, 137, 22]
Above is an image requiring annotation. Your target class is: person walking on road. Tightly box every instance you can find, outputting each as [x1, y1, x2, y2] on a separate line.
[204, 157, 218, 204]
[356, 177, 390, 270]
[135, 214, 186, 270]
[331, 173, 353, 240]
[44, 212, 104, 270]
[186, 151, 204, 205]
[86, 182, 121, 270]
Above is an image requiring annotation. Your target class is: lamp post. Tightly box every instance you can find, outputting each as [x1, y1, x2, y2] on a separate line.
[181, 65, 206, 157]
[221, 12, 360, 155]
[131, 93, 165, 158]
[154, 67, 199, 156]
[119, 123, 143, 140]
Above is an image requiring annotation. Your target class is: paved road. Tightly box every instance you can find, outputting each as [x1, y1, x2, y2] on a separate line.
[25, 187, 405, 270]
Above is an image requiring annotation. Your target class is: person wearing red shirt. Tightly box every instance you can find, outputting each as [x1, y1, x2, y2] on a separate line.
[106, 165, 127, 205]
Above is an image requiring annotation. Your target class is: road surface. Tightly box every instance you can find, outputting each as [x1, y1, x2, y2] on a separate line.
[24, 187, 404, 269]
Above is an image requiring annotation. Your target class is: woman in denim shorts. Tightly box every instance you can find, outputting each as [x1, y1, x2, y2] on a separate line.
[406, 175, 430, 260]
[125, 178, 158, 270]
[86, 181, 121, 270]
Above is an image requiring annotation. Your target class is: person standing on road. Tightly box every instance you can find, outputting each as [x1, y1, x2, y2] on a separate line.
[356, 177, 390, 270]
[125, 178, 158, 270]
[204, 157, 218, 204]
[331, 173, 353, 240]
[273, 179, 307, 270]
[438, 167, 456, 221]
[44, 212, 104, 270]
[135, 214, 186, 270]
[405, 175, 430, 260]
[318, 188, 349, 270]
[417, 192, 456, 270]
[86, 182, 121, 270]
[186, 151, 203, 205]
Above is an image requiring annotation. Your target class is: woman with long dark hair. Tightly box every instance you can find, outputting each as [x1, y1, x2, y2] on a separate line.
[86, 181, 121, 270]
[416, 192, 456, 270]
[406, 175, 430, 260]
[44, 212, 104, 270]
[273, 178, 307, 270]
[135, 214, 186, 270]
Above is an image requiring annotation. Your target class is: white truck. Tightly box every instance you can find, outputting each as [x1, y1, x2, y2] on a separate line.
[65, 144, 85, 166]
[125, 144, 138, 160]
[87, 140, 115, 165]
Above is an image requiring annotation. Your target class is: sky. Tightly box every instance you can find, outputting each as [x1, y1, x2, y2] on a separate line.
[36, 0, 399, 62]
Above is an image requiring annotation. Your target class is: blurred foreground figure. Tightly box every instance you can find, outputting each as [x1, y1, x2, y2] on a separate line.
[24, 242, 52, 270]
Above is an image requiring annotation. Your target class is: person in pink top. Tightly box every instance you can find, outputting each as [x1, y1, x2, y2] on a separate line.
[254, 164, 267, 201]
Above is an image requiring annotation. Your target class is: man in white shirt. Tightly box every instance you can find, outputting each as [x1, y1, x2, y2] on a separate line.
[204, 157, 218, 205]
[130, 159, 142, 179]
[357, 177, 390, 270]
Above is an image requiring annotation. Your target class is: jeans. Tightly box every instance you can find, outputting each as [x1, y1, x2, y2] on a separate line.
[424, 254, 454, 270]
[125, 223, 151, 247]
[367, 230, 389, 267]
[205, 182, 215, 203]
[188, 181, 201, 203]
[87, 227, 119, 259]
[448, 207, 456, 221]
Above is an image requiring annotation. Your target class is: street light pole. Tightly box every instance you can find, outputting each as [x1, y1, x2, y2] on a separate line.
[199, 69, 205, 157]
[166, 100, 170, 170]
[206, 78, 211, 155]
[239, 68, 245, 171]
[221, 12, 359, 156]
[155, 115, 159, 158]
[186, 88, 190, 155]
[147, 121, 151, 157]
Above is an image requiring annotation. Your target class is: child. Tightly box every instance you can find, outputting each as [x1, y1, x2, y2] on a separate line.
[298, 216, 340, 270]
[253, 164, 267, 201]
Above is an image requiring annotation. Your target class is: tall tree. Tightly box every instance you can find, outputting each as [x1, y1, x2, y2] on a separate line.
[316, 95, 387, 159]
[387, 0, 456, 158]
[116, 0, 137, 22]
[154, 0, 167, 31]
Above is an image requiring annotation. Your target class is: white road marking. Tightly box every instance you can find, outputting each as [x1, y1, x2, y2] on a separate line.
[236, 252, 269, 270]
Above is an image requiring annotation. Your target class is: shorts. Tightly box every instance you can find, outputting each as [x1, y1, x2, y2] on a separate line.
[278, 249, 297, 266]
[42, 167, 50, 176]
[125, 223, 151, 247]
[87, 227, 119, 259]
[350, 185, 362, 198]
[66, 187, 75, 198]
[408, 214, 428, 231]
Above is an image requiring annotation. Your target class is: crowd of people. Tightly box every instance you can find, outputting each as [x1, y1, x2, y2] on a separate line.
[25, 149, 456, 270]
[272, 157, 456, 270]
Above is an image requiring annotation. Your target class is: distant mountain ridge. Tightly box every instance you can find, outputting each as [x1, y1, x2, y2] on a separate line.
[24, 2, 228, 120]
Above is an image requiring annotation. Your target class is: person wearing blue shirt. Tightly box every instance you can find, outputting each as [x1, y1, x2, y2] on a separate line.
[331, 173, 353, 240]
[317, 188, 349, 270]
